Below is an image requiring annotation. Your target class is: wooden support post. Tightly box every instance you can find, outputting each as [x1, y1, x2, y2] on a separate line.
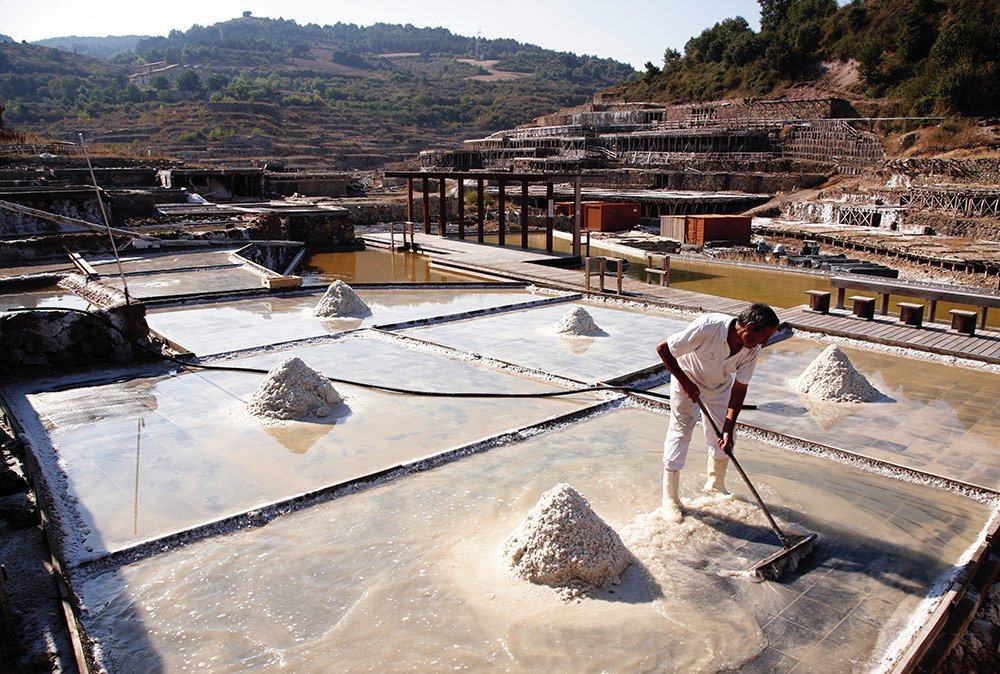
[981, 307, 989, 331]
[835, 287, 846, 310]
[406, 178, 413, 224]
[878, 292, 890, 316]
[521, 179, 529, 249]
[457, 177, 465, 240]
[498, 178, 506, 246]
[928, 299, 938, 324]
[422, 178, 430, 235]
[573, 176, 582, 257]
[545, 182, 554, 253]
[438, 177, 447, 236]
[477, 178, 485, 243]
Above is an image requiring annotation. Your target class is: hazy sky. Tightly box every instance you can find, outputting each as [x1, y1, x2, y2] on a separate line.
[0, 0, 763, 69]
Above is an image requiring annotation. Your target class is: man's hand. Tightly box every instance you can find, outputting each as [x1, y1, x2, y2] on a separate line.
[721, 431, 735, 455]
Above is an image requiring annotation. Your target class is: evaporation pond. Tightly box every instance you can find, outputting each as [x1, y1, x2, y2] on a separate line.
[146, 288, 553, 355]
[17, 332, 598, 563]
[403, 300, 691, 382]
[73, 406, 991, 673]
[727, 337, 1000, 489]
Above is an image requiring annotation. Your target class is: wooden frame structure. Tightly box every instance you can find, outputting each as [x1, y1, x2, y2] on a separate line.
[384, 170, 585, 255]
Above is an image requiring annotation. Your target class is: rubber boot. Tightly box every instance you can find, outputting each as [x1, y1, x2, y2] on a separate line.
[661, 470, 683, 523]
[704, 455, 729, 495]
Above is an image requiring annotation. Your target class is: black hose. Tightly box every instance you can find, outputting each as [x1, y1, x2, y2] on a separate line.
[6, 306, 674, 402]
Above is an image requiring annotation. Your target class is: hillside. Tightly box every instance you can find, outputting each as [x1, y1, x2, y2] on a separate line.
[607, 0, 1000, 118]
[0, 15, 635, 167]
[33, 35, 149, 59]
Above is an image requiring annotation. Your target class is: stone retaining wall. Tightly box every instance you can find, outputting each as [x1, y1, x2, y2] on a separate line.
[905, 211, 1000, 240]
[0, 303, 152, 370]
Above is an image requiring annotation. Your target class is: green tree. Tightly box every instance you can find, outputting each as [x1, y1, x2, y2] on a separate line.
[176, 69, 203, 91]
[151, 74, 170, 91]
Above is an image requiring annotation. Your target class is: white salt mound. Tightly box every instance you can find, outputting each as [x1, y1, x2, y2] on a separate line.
[555, 306, 603, 336]
[248, 357, 344, 421]
[794, 345, 882, 403]
[313, 280, 370, 318]
[503, 483, 629, 596]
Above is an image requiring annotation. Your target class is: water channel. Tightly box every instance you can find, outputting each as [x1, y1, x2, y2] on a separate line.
[475, 232, 998, 326]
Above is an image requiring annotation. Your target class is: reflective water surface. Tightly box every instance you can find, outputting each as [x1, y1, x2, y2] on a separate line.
[75, 406, 990, 674]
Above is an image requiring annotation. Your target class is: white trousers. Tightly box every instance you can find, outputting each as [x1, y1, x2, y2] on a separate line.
[663, 377, 730, 471]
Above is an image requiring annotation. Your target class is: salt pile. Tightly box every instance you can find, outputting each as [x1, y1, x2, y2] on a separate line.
[503, 483, 629, 597]
[555, 306, 604, 336]
[794, 345, 882, 403]
[247, 357, 344, 422]
[313, 280, 371, 318]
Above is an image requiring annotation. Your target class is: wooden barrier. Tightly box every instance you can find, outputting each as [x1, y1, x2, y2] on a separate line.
[830, 276, 1000, 330]
[645, 254, 670, 287]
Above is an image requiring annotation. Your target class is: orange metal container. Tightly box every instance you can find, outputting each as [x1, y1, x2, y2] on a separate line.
[686, 215, 752, 245]
[582, 202, 642, 231]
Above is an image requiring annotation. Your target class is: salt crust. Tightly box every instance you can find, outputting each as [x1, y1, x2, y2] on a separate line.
[555, 306, 604, 336]
[247, 356, 344, 422]
[503, 483, 629, 598]
[313, 280, 371, 318]
[793, 345, 882, 403]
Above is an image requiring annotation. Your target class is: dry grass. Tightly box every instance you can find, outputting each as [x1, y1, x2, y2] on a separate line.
[890, 119, 1000, 158]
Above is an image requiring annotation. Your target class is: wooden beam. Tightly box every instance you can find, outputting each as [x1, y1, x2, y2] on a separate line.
[521, 179, 529, 249]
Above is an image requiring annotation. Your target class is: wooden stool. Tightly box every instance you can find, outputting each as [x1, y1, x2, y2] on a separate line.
[805, 290, 831, 314]
[897, 302, 925, 328]
[949, 309, 978, 336]
[848, 295, 875, 320]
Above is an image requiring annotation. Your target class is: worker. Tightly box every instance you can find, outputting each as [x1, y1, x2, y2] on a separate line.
[655, 303, 780, 521]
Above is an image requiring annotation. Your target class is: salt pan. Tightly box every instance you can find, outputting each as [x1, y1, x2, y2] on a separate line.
[247, 357, 344, 422]
[313, 280, 371, 318]
[794, 345, 882, 403]
[503, 483, 629, 597]
[555, 306, 604, 337]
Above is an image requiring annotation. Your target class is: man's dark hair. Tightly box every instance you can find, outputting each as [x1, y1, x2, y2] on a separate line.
[737, 303, 779, 330]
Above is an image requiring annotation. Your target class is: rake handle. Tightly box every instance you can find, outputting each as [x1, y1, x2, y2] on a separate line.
[695, 397, 791, 549]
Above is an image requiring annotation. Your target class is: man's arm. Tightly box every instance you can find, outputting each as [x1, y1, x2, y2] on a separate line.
[721, 380, 749, 453]
[656, 339, 700, 402]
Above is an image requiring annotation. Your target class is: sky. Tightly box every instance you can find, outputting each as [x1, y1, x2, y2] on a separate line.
[0, 0, 763, 69]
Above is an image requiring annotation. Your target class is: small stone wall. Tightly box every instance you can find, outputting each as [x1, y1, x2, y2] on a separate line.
[879, 158, 1000, 185]
[0, 303, 152, 370]
[905, 212, 1000, 240]
[0, 232, 113, 264]
[283, 211, 355, 245]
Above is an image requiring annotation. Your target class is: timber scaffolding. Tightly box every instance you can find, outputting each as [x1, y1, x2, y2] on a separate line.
[755, 221, 1000, 279]
[873, 186, 1000, 218]
[447, 98, 894, 174]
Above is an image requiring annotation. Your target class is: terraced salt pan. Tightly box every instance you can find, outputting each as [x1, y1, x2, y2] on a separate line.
[69, 406, 992, 673]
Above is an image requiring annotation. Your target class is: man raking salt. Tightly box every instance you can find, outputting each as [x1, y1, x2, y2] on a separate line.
[655, 303, 779, 522]
[655, 303, 819, 580]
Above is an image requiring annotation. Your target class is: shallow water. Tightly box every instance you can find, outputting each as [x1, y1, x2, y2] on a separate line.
[488, 233, 1000, 324]
[303, 248, 481, 283]
[74, 406, 991, 674]
[23, 334, 598, 561]
[146, 288, 550, 355]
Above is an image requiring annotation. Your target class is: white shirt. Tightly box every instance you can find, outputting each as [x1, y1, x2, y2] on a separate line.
[666, 313, 762, 397]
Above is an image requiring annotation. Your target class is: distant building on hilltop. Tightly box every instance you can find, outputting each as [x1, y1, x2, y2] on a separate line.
[129, 62, 206, 88]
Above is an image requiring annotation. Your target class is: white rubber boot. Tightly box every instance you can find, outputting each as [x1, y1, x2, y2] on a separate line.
[704, 456, 730, 495]
[661, 470, 683, 523]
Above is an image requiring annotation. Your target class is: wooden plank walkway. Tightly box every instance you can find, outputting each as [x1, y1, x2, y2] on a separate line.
[365, 233, 1000, 365]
